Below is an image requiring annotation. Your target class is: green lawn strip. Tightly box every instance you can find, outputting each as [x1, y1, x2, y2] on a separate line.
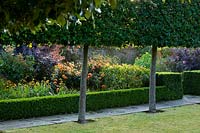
[6, 104, 200, 133]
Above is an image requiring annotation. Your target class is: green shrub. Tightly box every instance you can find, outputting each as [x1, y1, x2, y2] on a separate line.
[134, 51, 169, 72]
[135, 52, 151, 69]
[156, 72, 183, 99]
[0, 86, 182, 120]
[0, 52, 35, 83]
[182, 71, 200, 95]
[101, 64, 149, 90]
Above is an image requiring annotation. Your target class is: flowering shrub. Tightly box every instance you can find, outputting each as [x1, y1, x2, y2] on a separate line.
[51, 62, 81, 91]
[150, 47, 200, 72]
[14, 44, 65, 80]
[101, 64, 150, 90]
[164, 48, 200, 72]
[87, 55, 120, 90]
[51, 55, 120, 91]
[0, 46, 151, 99]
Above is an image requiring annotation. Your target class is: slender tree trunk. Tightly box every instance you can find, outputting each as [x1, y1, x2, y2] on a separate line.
[78, 45, 89, 124]
[149, 45, 157, 113]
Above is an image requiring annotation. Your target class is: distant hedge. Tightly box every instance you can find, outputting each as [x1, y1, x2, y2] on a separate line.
[156, 72, 183, 99]
[0, 85, 182, 121]
[182, 71, 200, 95]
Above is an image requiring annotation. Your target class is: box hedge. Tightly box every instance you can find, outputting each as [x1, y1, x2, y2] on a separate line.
[156, 72, 183, 99]
[0, 85, 182, 121]
[182, 70, 200, 95]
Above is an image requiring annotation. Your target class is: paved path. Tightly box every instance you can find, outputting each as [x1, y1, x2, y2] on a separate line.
[1, 95, 200, 131]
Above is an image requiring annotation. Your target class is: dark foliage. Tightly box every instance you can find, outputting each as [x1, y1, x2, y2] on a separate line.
[0, 52, 35, 83]
[156, 72, 183, 99]
[165, 48, 200, 72]
[182, 70, 200, 95]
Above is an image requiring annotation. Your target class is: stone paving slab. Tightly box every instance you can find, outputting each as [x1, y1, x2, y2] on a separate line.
[0, 95, 200, 131]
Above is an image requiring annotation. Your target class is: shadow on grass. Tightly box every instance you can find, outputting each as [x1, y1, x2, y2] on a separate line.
[143, 109, 165, 114]
[73, 119, 96, 124]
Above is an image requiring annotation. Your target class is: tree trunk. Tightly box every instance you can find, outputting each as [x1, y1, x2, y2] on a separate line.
[78, 45, 89, 124]
[149, 45, 157, 113]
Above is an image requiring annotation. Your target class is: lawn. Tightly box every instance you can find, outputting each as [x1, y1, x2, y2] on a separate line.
[6, 104, 200, 133]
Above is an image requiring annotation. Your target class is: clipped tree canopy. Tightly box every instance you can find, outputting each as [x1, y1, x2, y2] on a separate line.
[1, 0, 200, 48]
[0, 0, 134, 47]
[132, 0, 200, 47]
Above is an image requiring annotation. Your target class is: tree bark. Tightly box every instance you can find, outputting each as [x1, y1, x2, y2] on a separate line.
[149, 45, 157, 113]
[78, 45, 89, 124]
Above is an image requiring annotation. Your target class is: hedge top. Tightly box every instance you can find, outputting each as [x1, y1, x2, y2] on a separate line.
[0, 87, 151, 103]
[183, 70, 200, 73]
[156, 72, 182, 75]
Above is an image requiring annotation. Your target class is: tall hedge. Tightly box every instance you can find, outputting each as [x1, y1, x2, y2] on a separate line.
[182, 70, 200, 95]
[156, 72, 183, 99]
[0, 86, 182, 121]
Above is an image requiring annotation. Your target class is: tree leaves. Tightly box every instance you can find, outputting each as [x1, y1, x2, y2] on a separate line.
[0, 0, 117, 32]
[132, 0, 200, 47]
[109, 0, 117, 9]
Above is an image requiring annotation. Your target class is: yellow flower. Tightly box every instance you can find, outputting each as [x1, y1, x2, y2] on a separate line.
[46, 80, 50, 84]
[28, 43, 32, 48]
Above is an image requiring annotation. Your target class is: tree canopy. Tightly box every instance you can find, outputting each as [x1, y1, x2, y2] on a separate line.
[0, 0, 117, 32]
[132, 0, 200, 47]
[3, 0, 199, 48]
[1, 0, 133, 47]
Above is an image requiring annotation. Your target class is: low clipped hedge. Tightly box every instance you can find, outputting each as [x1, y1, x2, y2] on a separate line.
[156, 72, 183, 99]
[0, 86, 181, 121]
[182, 70, 200, 95]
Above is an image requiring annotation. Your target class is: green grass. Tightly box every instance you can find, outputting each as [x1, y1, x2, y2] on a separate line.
[6, 104, 200, 133]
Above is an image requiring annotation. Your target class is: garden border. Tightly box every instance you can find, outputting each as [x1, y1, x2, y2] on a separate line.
[0, 85, 182, 121]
